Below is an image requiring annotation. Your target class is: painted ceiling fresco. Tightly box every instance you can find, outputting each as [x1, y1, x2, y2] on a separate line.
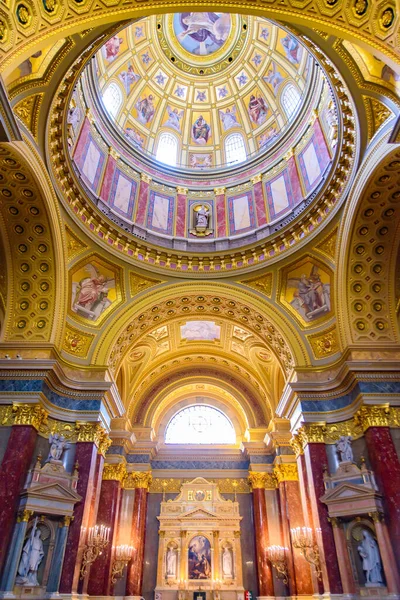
[94, 14, 314, 169]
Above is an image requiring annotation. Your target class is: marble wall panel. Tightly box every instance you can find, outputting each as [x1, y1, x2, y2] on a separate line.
[0, 427, 11, 466]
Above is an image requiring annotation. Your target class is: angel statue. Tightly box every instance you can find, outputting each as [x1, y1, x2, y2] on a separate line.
[47, 432, 69, 462]
[289, 265, 330, 322]
[336, 436, 353, 463]
[72, 263, 115, 321]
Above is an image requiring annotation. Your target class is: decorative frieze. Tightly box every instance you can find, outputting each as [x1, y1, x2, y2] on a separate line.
[102, 463, 127, 482]
[76, 422, 111, 456]
[12, 404, 48, 430]
[274, 464, 298, 484]
[124, 471, 152, 490]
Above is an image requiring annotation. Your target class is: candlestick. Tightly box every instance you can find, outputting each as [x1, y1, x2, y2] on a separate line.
[290, 526, 322, 580]
[80, 524, 111, 578]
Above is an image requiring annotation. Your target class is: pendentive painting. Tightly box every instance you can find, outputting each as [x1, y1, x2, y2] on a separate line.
[279, 257, 333, 326]
[70, 256, 122, 324]
[188, 536, 211, 579]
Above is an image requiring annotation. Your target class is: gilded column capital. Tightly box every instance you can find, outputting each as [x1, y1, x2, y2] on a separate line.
[124, 470, 152, 490]
[63, 515, 74, 527]
[274, 463, 298, 484]
[248, 471, 277, 490]
[75, 422, 111, 456]
[214, 187, 226, 195]
[250, 173, 262, 185]
[177, 186, 188, 195]
[328, 516, 341, 528]
[17, 509, 33, 523]
[369, 511, 384, 523]
[140, 172, 152, 184]
[109, 146, 119, 160]
[12, 403, 48, 430]
[290, 434, 303, 458]
[102, 462, 127, 482]
[355, 405, 391, 431]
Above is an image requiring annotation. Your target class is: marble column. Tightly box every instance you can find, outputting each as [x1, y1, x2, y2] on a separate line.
[274, 464, 313, 596]
[46, 516, 73, 593]
[0, 509, 32, 590]
[59, 423, 109, 594]
[248, 473, 274, 598]
[126, 472, 152, 598]
[303, 442, 343, 594]
[364, 422, 400, 571]
[372, 512, 400, 593]
[329, 518, 356, 594]
[0, 403, 47, 577]
[135, 173, 151, 226]
[87, 463, 125, 596]
[176, 187, 188, 238]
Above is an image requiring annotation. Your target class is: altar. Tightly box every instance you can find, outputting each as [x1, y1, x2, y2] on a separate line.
[155, 478, 244, 600]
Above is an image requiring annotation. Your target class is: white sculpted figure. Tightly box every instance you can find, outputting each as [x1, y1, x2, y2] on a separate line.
[336, 435, 353, 463]
[47, 432, 69, 461]
[357, 530, 383, 585]
[196, 205, 209, 228]
[16, 523, 45, 586]
[166, 547, 177, 577]
[222, 547, 233, 578]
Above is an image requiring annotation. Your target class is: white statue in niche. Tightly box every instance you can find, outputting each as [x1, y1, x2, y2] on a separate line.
[222, 547, 233, 578]
[357, 530, 383, 585]
[47, 432, 69, 462]
[16, 522, 45, 586]
[336, 435, 353, 463]
[166, 547, 177, 578]
[195, 205, 209, 228]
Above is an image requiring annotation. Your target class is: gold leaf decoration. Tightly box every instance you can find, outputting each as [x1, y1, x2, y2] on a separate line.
[63, 324, 94, 358]
[65, 226, 87, 261]
[239, 273, 273, 297]
[316, 228, 338, 262]
[14, 94, 43, 138]
[307, 325, 339, 359]
[371, 99, 392, 131]
[130, 272, 162, 297]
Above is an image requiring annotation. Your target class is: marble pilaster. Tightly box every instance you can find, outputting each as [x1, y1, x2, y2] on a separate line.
[126, 475, 151, 596]
[46, 517, 71, 593]
[250, 483, 274, 597]
[0, 511, 31, 590]
[0, 422, 39, 576]
[365, 426, 400, 571]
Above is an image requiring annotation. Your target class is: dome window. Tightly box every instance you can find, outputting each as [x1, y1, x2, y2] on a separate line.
[156, 132, 178, 167]
[102, 82, 123, 118]
[225, 133, 247, 165]
[281, 83, 301, 120]
[165, 405, 236, 444]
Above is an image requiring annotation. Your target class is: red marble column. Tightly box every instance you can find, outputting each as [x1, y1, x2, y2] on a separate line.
[303, 443, 343, 594]
[59, 434, 106, 594]
[126, 474, 152, 597]
[215, 188, 226, 238]
[252, 177, 267, 227]
[249, 475, 274, 598]
[135, 174, 151, 226]
[176, 187, 187, 237]
[365, 426, 400, 571]
[277, 476, 313, 595]
[0, 424, 38, 576]
[330, 519, 356, 594]
[87, 466, 124, 596]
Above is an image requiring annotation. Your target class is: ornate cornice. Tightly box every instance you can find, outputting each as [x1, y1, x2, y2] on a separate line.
[124, 471, 152, 490]
[102, 462, 127, 482]
[354, 405, 399, 430]
[248, 471, 277, 490]
[76, 422, 111, 456]
[12, 403, 48, 431]
[274, 464, 298, 484]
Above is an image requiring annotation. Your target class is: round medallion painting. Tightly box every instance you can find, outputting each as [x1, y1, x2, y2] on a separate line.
[173, 13, 232, 57]
[188, 535, 212, 579]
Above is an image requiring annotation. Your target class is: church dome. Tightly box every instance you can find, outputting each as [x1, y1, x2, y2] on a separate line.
[62, 13, 354, 266]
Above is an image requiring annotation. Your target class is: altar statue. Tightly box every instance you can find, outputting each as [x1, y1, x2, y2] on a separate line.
[16, 523, 44, 586]
[357, 530, 383, 585]
[196, 205, 209, 228]
[222, 547, 233, 577]
[166, 547, 177, 577]
[47, 432, 69, 462]
[336, 435, 353, 463]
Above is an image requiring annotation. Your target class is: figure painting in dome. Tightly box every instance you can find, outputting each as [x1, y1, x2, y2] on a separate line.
[174, 13, 231, 56]
[188, 536, 212, 579]
[281, 34, 302, 65]
[258, 126, 279, 150]
[102, 35, 124, 62]
[71, 262, 116, 321]
[263, 62, 284, 95]
[192, 115, 211, 145]
[286, 263, 331, 323]
[219, 106, 240, 131]
[124, 126, 145, 150]
[248, 94, 269, 126]
[135, 95, 156, 125]
[165, 106, 184, 132]
[118, 64, 140, 95]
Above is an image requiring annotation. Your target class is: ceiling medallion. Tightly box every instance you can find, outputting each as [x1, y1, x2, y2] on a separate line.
[156, 13, 247, 75]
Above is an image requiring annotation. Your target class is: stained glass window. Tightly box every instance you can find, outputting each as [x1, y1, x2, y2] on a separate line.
[165, 405, 236, 444]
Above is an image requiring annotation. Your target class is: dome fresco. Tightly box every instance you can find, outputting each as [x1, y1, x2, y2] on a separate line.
[67, 13, 341, 252]
[93, 15, 315, 170]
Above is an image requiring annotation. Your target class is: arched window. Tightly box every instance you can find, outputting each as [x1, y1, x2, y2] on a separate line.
[281, 84, 301, 119]
[102, 82, 122, 118]
[156, 132, 178, 167]
[225, 133, 247, 165]
[165, 405, 236, 444]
